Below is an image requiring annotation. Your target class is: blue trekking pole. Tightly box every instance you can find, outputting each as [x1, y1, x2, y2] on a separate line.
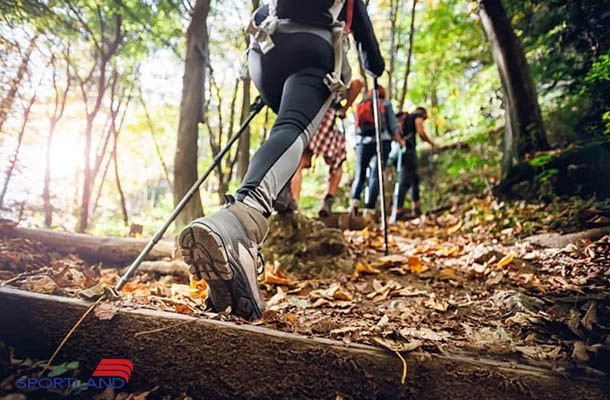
[372, 78, 389, 255]
[389, 148, 403, 225]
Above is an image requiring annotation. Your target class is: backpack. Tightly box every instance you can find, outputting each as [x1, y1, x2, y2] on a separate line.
[401, 112, 418, 149]
[355, 96, 385, 136]
[272, 0, 348, 27]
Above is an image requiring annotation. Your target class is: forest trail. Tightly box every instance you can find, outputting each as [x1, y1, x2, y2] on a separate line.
[1, 195, 609, 398]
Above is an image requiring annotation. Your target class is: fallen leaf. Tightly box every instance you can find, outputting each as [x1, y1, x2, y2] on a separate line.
[22, 275, 59, 294]
[581, 301, 597, 331]
[94, 302, 118, 321]
[486, 271, 504, 286]
[267, 287, 288, 307]
[438, 267, 457, 281]
[424, 298, 449, 312]
[572, 341, 590, 362]
[407, 256, 428, 274]
[263, 262, 296, 286]
[447, 220, 463, 234]
[355, 262, 381, 275]
[377, 254, 408, 267]
[496, 253, 515, 268]
[80, 282, 107, 300]
[399, 327, 450, 341]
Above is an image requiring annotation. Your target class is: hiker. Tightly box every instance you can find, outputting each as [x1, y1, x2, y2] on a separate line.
[349, 85, 404, 221]
[178, 0, 385, 320]
[288, 78, 364, 217]
[394, 107, 436, 219]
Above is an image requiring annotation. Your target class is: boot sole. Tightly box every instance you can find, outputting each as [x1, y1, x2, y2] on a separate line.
[178, 223, 263, 320]
[179, 224, 232, 281]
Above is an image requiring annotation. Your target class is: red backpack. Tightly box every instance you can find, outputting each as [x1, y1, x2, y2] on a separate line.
[355, 96, 385, 136]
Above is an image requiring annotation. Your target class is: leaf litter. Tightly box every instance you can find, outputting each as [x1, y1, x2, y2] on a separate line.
[1, 195, 609, 384]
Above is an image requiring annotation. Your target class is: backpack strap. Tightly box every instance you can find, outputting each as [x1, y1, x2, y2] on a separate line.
[344, 0, 354, 33]
[324, 0, 354, 94]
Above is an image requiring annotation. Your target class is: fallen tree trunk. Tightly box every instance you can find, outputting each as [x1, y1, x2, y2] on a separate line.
[0, 287, 608, 399]
[2, 226, 174, 264]
[526, 226, 610, 248]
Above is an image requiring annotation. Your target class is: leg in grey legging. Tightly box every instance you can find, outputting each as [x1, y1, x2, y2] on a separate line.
[235, 68, 332, 216]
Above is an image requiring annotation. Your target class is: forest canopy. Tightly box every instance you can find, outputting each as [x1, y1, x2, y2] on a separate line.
[0, 0, 608, 234]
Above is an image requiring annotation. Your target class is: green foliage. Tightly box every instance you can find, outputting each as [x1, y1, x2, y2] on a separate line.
[528, 153, 555, 167]
[505, 0, 610, 140]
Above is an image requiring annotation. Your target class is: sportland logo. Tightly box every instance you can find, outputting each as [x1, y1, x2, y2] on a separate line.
[16, 359, 134, 390]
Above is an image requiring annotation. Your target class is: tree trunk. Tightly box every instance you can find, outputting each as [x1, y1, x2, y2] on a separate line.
[0, 90, 38, 209]
[237, 76, 252, 180]
[77, 14, 123, 233]
[0, 36, 37, 134]
[478, 0, 549, 175]
[398, 0, 417, 111]
[43, 54, 71, 228]
[386, 0, 398, 99]
[173, 0, 210, 229]
[140, 90, 171, 185]
[235, 0, 259, 181]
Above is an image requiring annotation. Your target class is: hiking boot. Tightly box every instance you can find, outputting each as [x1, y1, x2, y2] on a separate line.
[178, 196, 268, 320]
[349, 199, 361, 217]
[412, 207, 422, 218]
[274, 184, 297, 214]
[318, 194, 335, 218]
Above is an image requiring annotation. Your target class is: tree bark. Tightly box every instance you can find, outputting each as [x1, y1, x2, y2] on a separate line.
[173, 0, 210, 229]
[398, 0, 417, 111]
[478, 0, 549, 175]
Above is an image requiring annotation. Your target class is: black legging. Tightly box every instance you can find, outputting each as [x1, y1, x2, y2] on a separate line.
[235, 33, 333, 217]
[397, 149, 420, 205]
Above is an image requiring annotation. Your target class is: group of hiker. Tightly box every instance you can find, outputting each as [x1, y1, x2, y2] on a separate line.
[279, 78, 437, 223]
[178, 0, 434, 320]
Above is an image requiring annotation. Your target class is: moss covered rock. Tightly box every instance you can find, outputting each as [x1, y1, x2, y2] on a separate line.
[261, 212, 353, 278]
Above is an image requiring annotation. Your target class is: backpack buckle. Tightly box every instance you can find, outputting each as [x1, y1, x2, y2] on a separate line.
[324, 72, 347, 93]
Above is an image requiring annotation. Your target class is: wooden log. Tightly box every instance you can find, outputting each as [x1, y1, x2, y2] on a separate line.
[526, 226, 610, 248]
[0, 287, 608, 400]
[317, 212, 365, 231]
[3, 226, 175, 264]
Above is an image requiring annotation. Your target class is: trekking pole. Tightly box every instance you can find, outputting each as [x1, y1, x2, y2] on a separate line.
[116, 96, 265, 291]
[389, 148, 403, 225]
[371, 78, 389, 255]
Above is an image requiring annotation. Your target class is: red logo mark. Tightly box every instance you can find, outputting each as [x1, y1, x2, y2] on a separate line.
[92, 359, 134, 382]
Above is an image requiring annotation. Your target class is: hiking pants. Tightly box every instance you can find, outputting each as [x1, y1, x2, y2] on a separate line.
[351, 140, 392, 209]
[235, 33, 333, 216]
[396, 148, 420, 205]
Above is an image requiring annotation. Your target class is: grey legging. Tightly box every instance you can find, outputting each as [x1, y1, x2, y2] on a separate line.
[235, 32, 333, 216]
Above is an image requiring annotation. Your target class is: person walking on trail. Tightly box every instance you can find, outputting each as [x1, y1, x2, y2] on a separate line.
[349, 85, 405, 221]
[394, 107, 436, 219]
[286, 78, 364, 217]
[178, 0, 385, 321]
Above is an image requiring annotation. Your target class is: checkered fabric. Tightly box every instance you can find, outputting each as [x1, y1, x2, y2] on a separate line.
[308, 107, 347, 172]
